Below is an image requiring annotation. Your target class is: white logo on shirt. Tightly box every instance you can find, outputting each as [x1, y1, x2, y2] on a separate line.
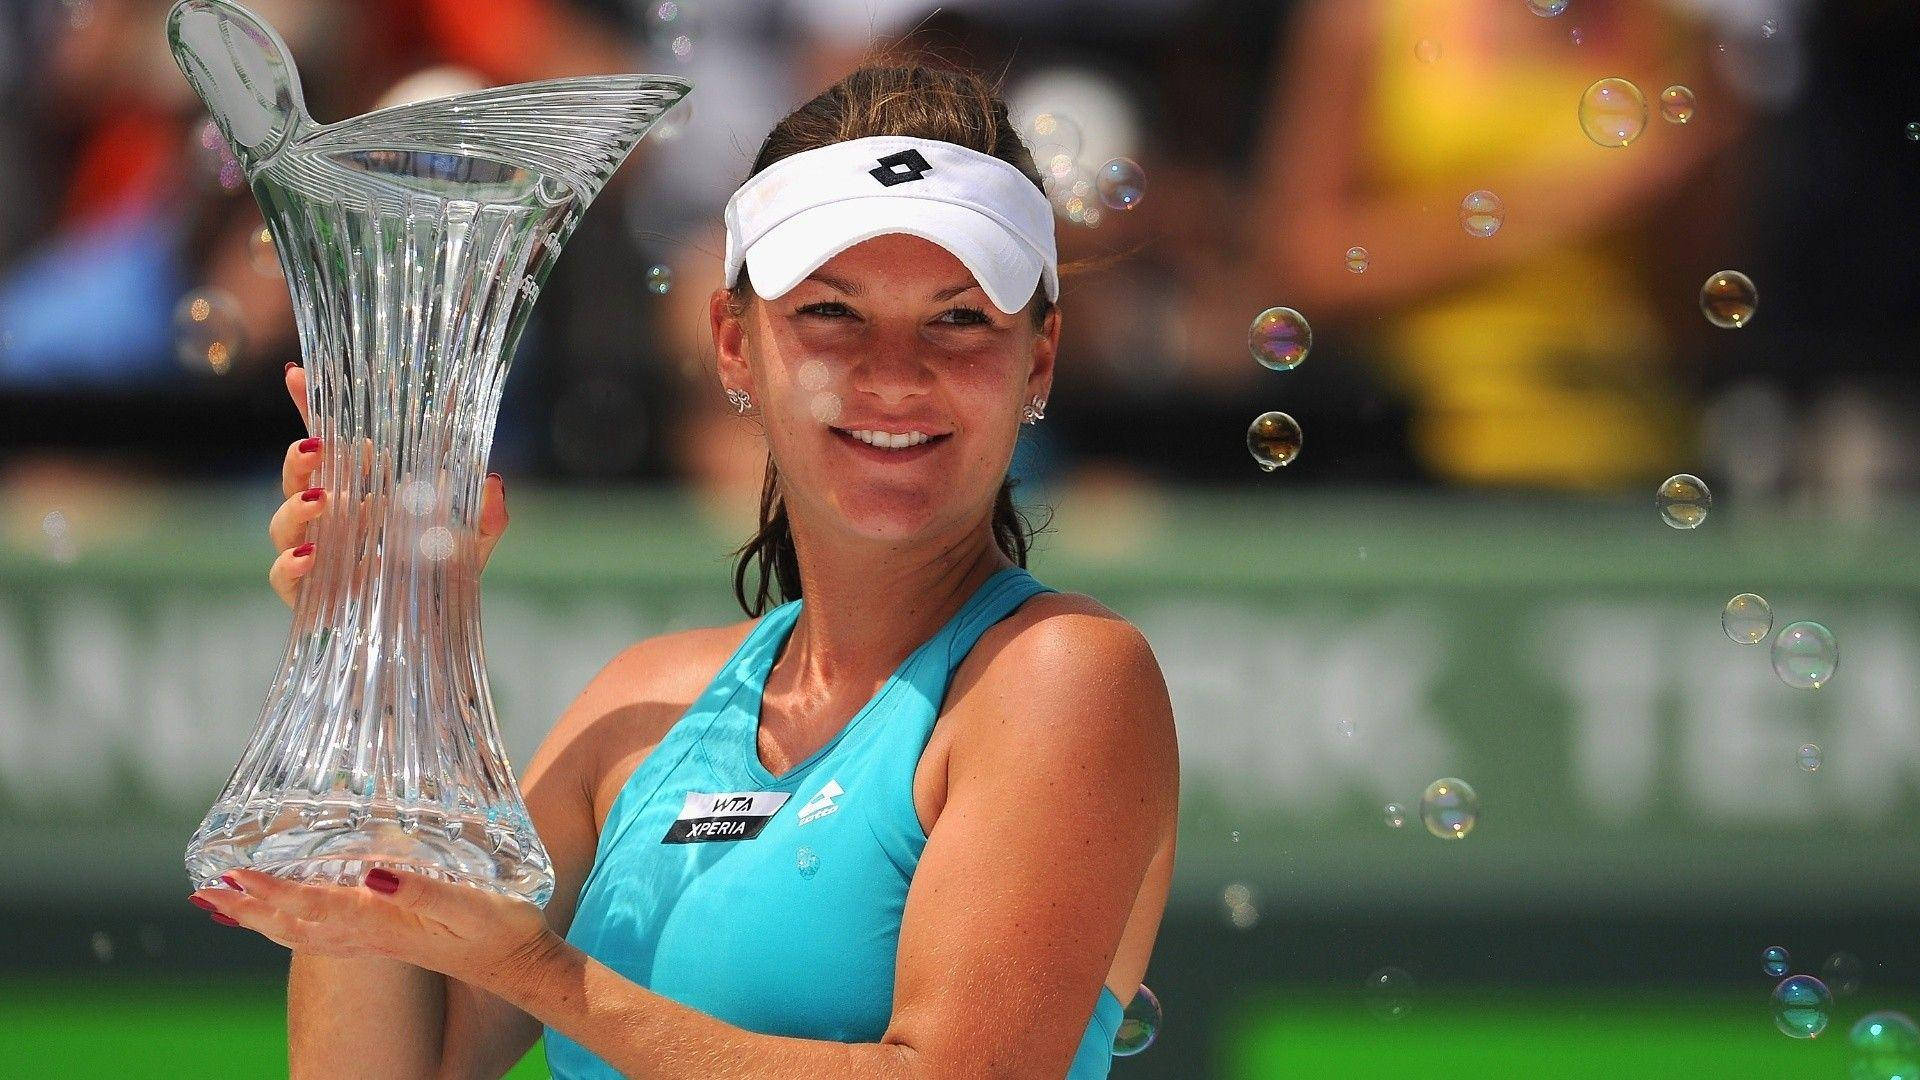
[798, 778, 844, 825]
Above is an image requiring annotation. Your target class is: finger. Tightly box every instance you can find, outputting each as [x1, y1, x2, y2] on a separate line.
[360, 866, 519, 933]
[282, 434, 322, 500]
[286, 364, 312, 434]
[475, 473, 509, 571]
[269, 487, 326, 552]
[268, 541, 316, 610]
[220, 867, 371, 924]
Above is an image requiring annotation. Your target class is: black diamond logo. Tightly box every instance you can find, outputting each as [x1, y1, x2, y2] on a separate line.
[869, 149, 933, 187]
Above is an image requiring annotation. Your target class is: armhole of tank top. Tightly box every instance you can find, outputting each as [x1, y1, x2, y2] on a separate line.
[578, 610, 789, 898]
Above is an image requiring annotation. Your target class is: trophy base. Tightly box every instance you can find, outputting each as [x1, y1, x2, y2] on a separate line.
[185, 795, 555, 907]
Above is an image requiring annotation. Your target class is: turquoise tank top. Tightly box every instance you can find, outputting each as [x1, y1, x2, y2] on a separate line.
[544, 565, 1126, 1078]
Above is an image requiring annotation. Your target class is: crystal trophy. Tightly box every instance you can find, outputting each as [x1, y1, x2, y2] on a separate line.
[171, 0, 688, 905]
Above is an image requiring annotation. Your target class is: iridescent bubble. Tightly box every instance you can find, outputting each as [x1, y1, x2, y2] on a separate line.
[1023, 112, 1084, 159]
[1248, 306, 1312, 370]
[1764, 946, 1790, 977]
[1723, 594, 1772, 644]
[1908, 122, 1920, 143]
[1773, 974, 1832, 1039]
[1247, 412, 1303, 471]
[1460, 190, 1505, 237]
[1095, 157, 1146, 211]
[1384, 803, 1407, 829]
[1799, 743, 1822, 772]
[1852, 1012, 1920, 1056]
[1569, 26, 1584, 45]
[1230, 830, 1241, 843]
[90, 930, 113, 963]
[1823, 952, 1864, 997]
[1415, 38, 1441, 64]
[418, 525, 455, 562]
[1346, 246, 1370, 273]
[1366, 967, 1416, 1021]
[1760, 18, 1778, 38]
[1113, 984, 1162, 1056]
[796, 846, 819, 879]
[670, 34, 693, 59]
[808, 391, 843, 426]
[1700, 270, 1758, 328]
[1661, 85, 1697, 124]
[1657, 473, 1711, 529]
[1223, 882, 1260, 929]
[1336, 719, 1356, 738]
[1421, 777, 1478, 839]
[1773, 622, 1839, 690]
[645, 264, 672, 295]
[400, 479, 438, 517]
[797, 359, 831, 392]
[173, 288, 246, 375]
[247, 226, 282, 278]
[1580, 78, 1649, 148]
[1527, 0, 1569, 15]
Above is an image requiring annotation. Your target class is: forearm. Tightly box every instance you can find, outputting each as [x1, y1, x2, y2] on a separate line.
[492, 935, 918, 1080]
[288, 951, 447, 1080]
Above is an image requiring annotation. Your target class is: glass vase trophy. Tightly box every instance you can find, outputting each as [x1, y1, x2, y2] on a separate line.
[172, 0, 688, 905]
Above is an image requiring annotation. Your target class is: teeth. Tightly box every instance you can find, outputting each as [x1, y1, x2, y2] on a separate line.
[845, 429, 932, 449]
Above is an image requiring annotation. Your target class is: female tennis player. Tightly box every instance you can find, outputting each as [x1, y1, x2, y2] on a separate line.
[191, 60, 1179, 1080]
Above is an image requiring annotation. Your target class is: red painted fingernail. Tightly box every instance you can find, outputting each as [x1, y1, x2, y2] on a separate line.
[297, 437, 321, 454]
[189, 895, 218, 913]
[365, 868, 400, 894]
[211, 912, 240, 927]
[220, 873, 243, 891]
[300, 487, 324, 502]
[284, 361, 298, 373]
[292, 542, 315, 558]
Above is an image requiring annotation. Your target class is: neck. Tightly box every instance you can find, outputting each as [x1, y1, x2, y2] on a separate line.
[762, 511, 1014, 730]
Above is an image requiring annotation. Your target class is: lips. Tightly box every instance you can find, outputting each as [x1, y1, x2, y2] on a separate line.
[830, 427, 950, 459]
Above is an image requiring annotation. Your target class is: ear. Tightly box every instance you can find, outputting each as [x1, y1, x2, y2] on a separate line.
[1026, 303, 1059, 404]
[710, 287, 753, 391]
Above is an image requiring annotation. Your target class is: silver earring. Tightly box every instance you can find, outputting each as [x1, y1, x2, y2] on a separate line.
[726, 387, 752, 414]
[1021, 395, 1048, 425]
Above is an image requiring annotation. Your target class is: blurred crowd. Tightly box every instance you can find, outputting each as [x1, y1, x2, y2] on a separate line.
[1, 0, 1916, 519]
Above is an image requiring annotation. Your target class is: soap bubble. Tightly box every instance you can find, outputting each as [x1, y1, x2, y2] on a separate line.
[1760, 17, 1778, 38]
[1346, 246, 1370, 273]
[1580, 78, 1649, 147]
[1384, 803, 1407, 829]
[90, 931, 114, 963]
[1247, 412, 1303, 471]
[645, 265, 672, 295]
[1700, 270, 1758, 328]
[1527, 0, 1569, 15]
[1908, 122, 1920, 142]
[1823, 952, 1864, 997]
[1852, 1012, 1920, 1056]
[400, 479, 438, 517]
[1095, 157, 1146, 211]
[1113, 984, 1161, 1056]
[173, 288, 246, 375]
[1569, 26, 1584, 45]
[796, 847, 819, 879]
[1460, 190, 1505, 237]
[1223, 882, 1260, 929]
[1421, 777, 1478, 839]
[1336, 719, 1356, 738]
[1230, 830, 1240, 843]
[1022, 112, 1084, 159]
[1723, 594, 1772, 644]
[1773, 622, 1838, 689]
[247, 226, 282, 278]
[1798, 743, 1822, 772]
[418, 526, 455, 562]
[1764, 946, 1790, 977]
[1660, 85, 1697, 124]
[1248, 306, 1312, 370]
[1656, 473, 1712, 529]
[1772, 974, 1832, 1039]
[1415, 38, 1441, 63]
[1366, 967, 1416, 1020]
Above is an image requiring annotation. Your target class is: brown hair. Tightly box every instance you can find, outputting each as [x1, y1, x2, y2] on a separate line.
[723, 57, 1113, 617]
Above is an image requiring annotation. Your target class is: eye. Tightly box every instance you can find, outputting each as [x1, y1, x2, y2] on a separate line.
[939, 306, 991, 325]
[796, 301, 852, 318]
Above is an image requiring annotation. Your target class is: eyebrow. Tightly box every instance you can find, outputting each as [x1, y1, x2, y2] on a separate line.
[803, 272, 981, 302]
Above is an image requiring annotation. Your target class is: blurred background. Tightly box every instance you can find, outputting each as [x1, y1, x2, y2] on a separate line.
[3, 0, 1919, 1076]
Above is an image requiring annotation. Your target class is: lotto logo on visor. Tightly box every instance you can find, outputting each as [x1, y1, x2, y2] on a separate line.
[869, 149, 932, 186]
[721, 135, 1060, 315]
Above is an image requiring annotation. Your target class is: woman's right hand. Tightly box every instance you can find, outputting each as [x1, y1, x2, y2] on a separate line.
[268, 365, 510, 610]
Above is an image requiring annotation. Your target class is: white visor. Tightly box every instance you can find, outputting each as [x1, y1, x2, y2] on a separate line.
[723, 135, 1059, 316]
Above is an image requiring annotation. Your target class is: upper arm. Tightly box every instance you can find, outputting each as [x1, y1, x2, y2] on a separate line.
[882, 613, 1180, 1079]
[435, 638, 665, 1080]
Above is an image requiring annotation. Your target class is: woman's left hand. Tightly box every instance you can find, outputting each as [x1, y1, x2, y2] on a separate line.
[190, 866, 559, 995]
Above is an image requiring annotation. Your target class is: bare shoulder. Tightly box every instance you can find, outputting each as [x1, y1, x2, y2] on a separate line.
[573, 617, 763, 831]
[956, 588, 1166, 697]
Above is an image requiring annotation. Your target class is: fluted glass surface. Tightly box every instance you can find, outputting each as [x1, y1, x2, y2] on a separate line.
[170, 0, 689, 905]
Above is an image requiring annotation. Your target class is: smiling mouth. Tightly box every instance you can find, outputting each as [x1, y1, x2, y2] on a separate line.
[830, 427, 952, 453]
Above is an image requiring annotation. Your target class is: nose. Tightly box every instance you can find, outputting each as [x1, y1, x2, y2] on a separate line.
[847, 339, 935, 406]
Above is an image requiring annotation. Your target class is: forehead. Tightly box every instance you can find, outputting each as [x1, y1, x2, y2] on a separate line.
[811, 232, 980, 291]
